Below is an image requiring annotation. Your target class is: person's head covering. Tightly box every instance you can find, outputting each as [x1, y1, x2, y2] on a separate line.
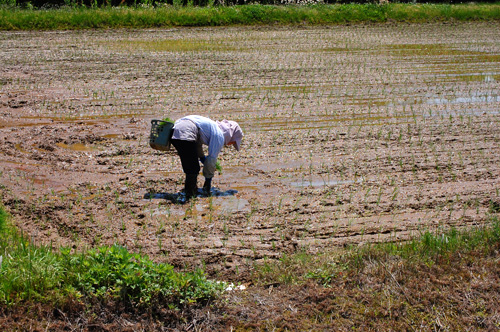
[217, 120, 243, 151]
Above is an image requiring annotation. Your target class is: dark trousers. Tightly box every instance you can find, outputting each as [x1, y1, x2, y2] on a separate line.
[171, 139, 200, 175]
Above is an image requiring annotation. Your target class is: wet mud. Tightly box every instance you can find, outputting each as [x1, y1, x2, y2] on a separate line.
[1, 23, 499, 278]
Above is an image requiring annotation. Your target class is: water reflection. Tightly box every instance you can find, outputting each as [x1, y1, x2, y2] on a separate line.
[426, 95, 500, 105]
[291, 178, 363, 188]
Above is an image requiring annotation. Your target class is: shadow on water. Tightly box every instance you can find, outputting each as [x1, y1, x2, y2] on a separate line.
[143, 187, 238, 204]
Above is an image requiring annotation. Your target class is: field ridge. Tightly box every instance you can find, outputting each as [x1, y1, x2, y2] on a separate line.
[1, 3, 500, 30]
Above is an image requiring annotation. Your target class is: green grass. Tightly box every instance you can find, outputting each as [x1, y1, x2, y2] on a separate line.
[0, 206, 224, 307]
[1, 3, 500, 30]
[254, 216, 500, 286]
[379, 221, 500, 261]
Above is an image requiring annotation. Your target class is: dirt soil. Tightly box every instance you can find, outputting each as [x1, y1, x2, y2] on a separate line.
[1, 22, 500, 330]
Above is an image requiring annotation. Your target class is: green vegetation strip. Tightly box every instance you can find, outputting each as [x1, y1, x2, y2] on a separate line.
[254, 215, 500, 286]
[1, 3, 500, 30]
[0, 206, 224, 307]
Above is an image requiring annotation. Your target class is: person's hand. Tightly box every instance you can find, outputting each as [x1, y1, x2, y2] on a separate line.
[199, 156, 206, 164]
[203, 177, 212, 195]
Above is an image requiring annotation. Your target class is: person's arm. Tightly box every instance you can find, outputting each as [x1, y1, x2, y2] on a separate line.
[202, 134, 224, 179]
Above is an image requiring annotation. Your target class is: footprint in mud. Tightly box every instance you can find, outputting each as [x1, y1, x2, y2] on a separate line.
[143, 188, 238, 204]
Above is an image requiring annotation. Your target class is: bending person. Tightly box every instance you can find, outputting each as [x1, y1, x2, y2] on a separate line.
[170, 115, 243, 199]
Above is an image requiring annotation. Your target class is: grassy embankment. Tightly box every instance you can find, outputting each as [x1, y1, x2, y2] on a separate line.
[246, 216, 500, 330]
[0, 206, 225, 308]
[1, 201, 500, 328]
[1, 3, 500, 30]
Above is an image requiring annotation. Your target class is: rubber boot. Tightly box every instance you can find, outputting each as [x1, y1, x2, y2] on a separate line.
[184, 174, 198, 199]
[203, 177, 212, 196]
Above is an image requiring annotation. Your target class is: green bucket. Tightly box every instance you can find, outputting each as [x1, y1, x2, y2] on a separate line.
[149, 119, 174, 151]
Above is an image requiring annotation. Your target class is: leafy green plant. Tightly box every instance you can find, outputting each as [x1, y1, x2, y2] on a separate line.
[61, 244, 224, 306]
[0, 206, 224, 307]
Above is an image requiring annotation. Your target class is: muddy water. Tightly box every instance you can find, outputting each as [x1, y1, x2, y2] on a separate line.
[1, 23, 499, 276]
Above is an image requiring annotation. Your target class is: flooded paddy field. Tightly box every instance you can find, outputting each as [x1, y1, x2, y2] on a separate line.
[1, 22, 499, 279]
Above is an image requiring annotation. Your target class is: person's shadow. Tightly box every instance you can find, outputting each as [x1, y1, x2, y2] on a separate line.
[143, 188, 238, 204]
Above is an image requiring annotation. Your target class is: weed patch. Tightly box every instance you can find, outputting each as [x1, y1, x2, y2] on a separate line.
[0, 206, 224, 308]
[254, 217, 500, 287]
